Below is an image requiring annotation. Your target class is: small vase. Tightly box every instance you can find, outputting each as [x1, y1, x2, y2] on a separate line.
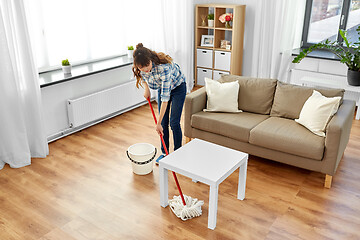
[127, 50, 134, 59]
[202, 18, 206, 26]
[62, 65, 71, 74]
[225, 21, 231, 28]
[208, 20, 214, 27]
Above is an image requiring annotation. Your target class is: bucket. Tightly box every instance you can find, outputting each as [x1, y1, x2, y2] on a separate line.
[126, 143, 157, 175]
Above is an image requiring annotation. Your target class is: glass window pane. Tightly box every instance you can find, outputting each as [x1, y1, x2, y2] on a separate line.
[346, 0, 360, 44]
[307, 0, 344, 43]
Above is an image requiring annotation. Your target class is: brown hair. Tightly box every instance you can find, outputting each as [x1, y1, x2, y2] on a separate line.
[132, 43, 173, 88]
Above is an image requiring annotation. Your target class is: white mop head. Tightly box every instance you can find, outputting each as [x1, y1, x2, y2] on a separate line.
[168, 194, 204, 221]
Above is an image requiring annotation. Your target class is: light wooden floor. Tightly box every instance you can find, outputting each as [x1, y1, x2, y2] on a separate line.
[1, 102, 360, 240]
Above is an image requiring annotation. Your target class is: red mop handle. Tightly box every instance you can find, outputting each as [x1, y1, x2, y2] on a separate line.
[147, 98, 186, 206]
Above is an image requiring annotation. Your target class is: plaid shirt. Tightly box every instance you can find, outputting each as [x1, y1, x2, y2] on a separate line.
[141, 62, 185, 102]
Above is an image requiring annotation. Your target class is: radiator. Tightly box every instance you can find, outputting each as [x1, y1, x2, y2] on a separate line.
[67, 81, 143, 128]
[290, 69, 360, 104]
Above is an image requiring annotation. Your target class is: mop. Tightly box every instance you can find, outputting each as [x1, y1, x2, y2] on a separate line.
[147, 98, 204, 221]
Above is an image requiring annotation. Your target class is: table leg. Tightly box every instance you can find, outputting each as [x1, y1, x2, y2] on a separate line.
[208, 184, 219, 230]
[356, 97, 360, 120]
[238, 158, 248, 200]
[159, 165, 168, 208]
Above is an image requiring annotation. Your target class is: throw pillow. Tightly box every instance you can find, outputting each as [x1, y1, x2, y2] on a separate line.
[270, 81, 344, 119]
[204, 77, 242, 113]
[295, 90, 341, 137]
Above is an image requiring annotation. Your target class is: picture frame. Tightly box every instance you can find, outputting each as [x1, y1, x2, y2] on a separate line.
[201, 35, 214, 47]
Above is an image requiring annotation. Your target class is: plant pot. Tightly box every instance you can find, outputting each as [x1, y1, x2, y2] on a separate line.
[62, 65, 71, 74]
[347, 69, 360, 86]
[208, 20, 214, 27]
[127, 50, 134, 59]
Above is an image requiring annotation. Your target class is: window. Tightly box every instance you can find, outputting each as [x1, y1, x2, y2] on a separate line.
[301, 0, 360, 47]
[24, 0, 162, 72]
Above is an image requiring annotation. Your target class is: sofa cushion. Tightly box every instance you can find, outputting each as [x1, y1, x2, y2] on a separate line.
[191, 111, 269, 142]
[219, 75, 277, 114]
[249, 117, 325, 160]
[204, 78, 242, 113]
[270, 82, 345, 119]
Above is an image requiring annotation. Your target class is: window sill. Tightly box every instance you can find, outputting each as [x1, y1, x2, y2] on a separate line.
[292, 48, 340, 61]
[39, 55, 133, 88]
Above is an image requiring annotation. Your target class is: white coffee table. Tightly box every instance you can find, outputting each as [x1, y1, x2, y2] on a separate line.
[159, 138, 248, 230]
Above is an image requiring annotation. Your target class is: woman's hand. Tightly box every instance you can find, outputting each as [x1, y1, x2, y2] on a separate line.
[156, 123, 163, 136]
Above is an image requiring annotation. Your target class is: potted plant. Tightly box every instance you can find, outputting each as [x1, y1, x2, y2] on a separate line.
[128, 45, 134, 59]
[293, 26, 360, 86]
[61, 59, 71, 74]
[208, 13, 214, 27]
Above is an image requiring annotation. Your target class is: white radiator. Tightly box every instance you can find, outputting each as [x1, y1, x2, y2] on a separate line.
[290, 69, 360, 103]
[67, 81, 144, 128]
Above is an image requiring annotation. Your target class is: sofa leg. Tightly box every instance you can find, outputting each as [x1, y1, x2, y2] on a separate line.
[324, 174, 332, 188]
[185, 137, 192, 144]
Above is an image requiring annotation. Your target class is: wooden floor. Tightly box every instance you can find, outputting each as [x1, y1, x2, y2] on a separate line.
[1, 102, 360, 240]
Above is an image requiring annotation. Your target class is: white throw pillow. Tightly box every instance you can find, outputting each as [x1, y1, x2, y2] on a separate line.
[295, 90, 341, 137]
[204, 77, 242, 113]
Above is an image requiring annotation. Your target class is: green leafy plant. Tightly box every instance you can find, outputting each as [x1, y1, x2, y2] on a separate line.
[62, 59, 70, 66]
[293, 26, 360, 72]
[128, 46, 134, 50]
[207, 13, 214, 20]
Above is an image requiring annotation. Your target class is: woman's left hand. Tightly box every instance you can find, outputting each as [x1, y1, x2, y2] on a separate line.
[156, 123, 163, 136]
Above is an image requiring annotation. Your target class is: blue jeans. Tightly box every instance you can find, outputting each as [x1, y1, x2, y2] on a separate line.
[157, 82, 187, 154]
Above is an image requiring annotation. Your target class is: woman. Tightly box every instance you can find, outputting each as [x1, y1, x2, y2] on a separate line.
[132, 43, 187, 164]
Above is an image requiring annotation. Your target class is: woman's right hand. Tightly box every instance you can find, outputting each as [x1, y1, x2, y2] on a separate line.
[144, 88, 150, 100]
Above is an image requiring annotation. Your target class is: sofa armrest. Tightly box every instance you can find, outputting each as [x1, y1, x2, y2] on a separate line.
[184, 87, 207, 138]
[322, 99, 355, 175]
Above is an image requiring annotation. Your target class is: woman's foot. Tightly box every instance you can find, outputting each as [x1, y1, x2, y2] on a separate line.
[155, 154, 166, 165]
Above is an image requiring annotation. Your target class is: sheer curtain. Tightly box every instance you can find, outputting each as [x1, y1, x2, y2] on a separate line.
[157, 0, 194, 92]
[251, 0, 306, 82]
[0, 0, 48, 170]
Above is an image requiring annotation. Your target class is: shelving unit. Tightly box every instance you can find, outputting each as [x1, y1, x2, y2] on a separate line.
[195, 4, 246, 86]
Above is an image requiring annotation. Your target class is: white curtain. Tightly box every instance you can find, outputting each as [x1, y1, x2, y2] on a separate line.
[156, 0, 194, 92]
[251, 0, 306, 82]
[0, 0, 48, 170]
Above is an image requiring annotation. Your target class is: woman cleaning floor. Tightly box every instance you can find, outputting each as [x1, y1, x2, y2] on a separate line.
[132, 43, 186, 164]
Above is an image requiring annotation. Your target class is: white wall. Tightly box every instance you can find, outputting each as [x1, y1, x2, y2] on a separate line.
[41, 66, 140, 139]
[193, 0, 258, 77]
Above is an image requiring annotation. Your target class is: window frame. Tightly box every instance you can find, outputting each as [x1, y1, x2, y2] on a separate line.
[301, 0, 353, 48]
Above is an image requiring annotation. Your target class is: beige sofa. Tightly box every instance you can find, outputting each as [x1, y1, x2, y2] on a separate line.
[184, 75, 355, 188]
